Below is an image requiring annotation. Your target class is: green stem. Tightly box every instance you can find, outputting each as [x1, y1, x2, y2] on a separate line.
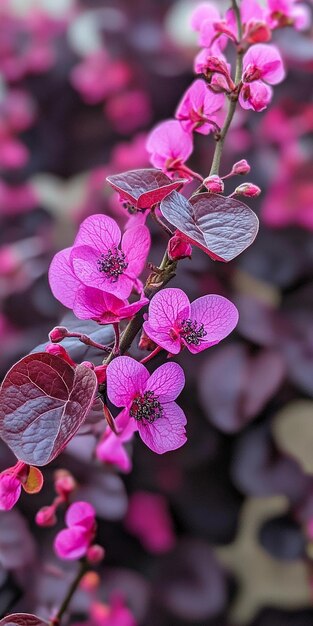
[209, 0, 243, 176]
[51, 560, 88, 625]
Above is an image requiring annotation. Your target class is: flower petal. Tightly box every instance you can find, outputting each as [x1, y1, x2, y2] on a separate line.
[187, 294, 239, 354]
[54, 526, 89, 560]
[73, 214, 121, 253]
[49, 247, 82, 308]
[70, 245, 133, 298]
[145, 362, 185, 402]
[107, 356, 150, 407]
[147, 288, 190, 331]
[143, 321, 181, 354]
[122, 225, 151, 277]
[138, 401, 187, 454]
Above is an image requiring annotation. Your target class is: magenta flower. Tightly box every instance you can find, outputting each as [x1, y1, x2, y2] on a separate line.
[175, 79, 224, 135]
[266, 0, 311, 30]
[239, 80, 273, 112]
[73, 287, 148, 324]
[125, 491, 175, 553]
[146, 120, 193, 177]
[96, 409, 137, 473]
[242, 43, 285, 85]
[0, 473, 21, 511]
[54, 501, 96, 560]
[106, 357, 187, 454]
[49, 215, 151, 302]
[143, 288, 239, 355]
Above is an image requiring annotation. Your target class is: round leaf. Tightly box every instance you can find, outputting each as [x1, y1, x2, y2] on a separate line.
[107, 168, 186, 209]
[0, 615, 49, 626]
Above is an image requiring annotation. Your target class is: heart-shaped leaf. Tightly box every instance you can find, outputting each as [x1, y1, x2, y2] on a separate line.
[0, 615, 49, 626]
[0, 353, 97, 466]
[106, 168, 186, 209]
[160, 191, 259, 261]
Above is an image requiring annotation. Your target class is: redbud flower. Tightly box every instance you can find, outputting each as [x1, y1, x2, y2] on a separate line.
[167, 233, 192, 261]
[242, 44, 285, 85]
[143, 288, 239, 355]
[146, 120, 193, 177]
[45, 344, 76, 367]
[73, 287, 148, 324]
[86, 544, 105, 564]
[239, 80, 273, 112]
[0, 473, 21, 511]
[49, 326, 68, 343]
[54, 470, 76, 497]
[266, 0, 311, 30]
[35, 505, 57, 527]
[96, 410, 137, 473]
[49, 215, 151, 304]
[234, 183, 262, 197]
[106, 357, 187, 454]
[54, 501, 96, 560]
[203, 175, 224, 193]
[231, 159, 251, 175]
[175, 79, 224, 135]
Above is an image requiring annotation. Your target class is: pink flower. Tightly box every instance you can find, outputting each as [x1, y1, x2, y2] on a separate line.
[125, 491, 175, 553]
[106, 357, 187, 454]
[143, 288, 239, 355]
[175, 79, 224, 135]
[96, 410, 137, 473]
[49, 215, 150, 303]
[239, 80, 273, 112]
[146, 120, 193, 177]
[0, 473, 21, 511]
[54, 501, 96, 560]
[266, 0, 311, 30]
[71, 52, 131, 104]
[242, 43, 285, 85]
[226, 0, 267, 40]
[73, 287, 148, 324]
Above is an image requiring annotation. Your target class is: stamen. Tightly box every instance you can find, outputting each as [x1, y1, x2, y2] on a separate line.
[180, 319, 207, 346]
[130, 390, 163, 424]
[97, 246, 128, 282]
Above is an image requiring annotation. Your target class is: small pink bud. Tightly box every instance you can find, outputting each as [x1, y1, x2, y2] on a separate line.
[80, 572, 101, 592]
[203, 175, 224, 193]
[86, 544, 105, 564]
[49, 326, 68, 343]
[45, 344, 76, 367]
[244, 20, 272, 44]
[54, 470, 76, 497]
[167, 233, 192, 261]
[234, 182, 261, 197]
[231, 159, 251, 175]
[35, 505, 57, 527]
[94, 365, 107, 384]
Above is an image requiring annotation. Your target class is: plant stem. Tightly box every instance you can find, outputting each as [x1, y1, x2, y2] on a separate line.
[140, 345, 163, 364]
[51, 559, 88, 625]
[209, 0, 243, 177]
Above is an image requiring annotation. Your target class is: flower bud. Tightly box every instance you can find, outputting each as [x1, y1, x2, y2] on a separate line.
[45, 344, 76, 367]
[35, 505, 57, 527]
[80, 571, 101, 592]
[234, 183, 261, 197]
[203, 175, 224, 193]
[231, 159, 251, 176]
[244, 20, 271, 44]
[86, 544, 105, 564]
[54, 470, 76, 497]
[167, 233, 192, 261]
[94, 365, 107, 384]
[49, 326, 68, 343]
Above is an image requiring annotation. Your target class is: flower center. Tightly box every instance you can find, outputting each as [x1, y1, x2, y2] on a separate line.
[180, 319, 207, 346]
[130, 391, 163, 424]
[97, 246, 128, 282]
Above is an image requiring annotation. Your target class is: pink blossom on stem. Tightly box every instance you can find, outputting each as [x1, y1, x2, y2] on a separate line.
[230, 159, 251, 175]
[242, 43, 285, 85]
[239, 80, 273, 112]
[175, 79, 224, 135]
[266, 0, 311, 30]
[234, 182, 262, 197]
[106, 357, 187, 454]
[146, 120, 193, 177]
[90, 596, 136, 626]
[54, 501, 96, 560]
[49, 215, 150, 303]
[167, 232, 192, 261]
[203, 174, 224, 193]
[0, 473, 21, 511]
[73, 287, 148, 324]
[96, 409, 137, 473]
[143, 288, 239, 355]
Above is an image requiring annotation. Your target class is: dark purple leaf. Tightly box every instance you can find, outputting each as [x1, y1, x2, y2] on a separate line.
[160, 191, 259, 261]
[106, 168, 186, 209]
[0, 353, 97, 466]
[198, 344, 285, 433]
[0, 615, 48, 626]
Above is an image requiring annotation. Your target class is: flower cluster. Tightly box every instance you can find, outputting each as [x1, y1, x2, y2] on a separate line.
[54, 501, 104, 562]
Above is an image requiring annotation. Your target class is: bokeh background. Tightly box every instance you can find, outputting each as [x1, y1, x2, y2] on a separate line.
[1, 0, 313, 625]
